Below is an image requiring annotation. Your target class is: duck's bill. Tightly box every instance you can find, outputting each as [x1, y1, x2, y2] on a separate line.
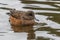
[35, 18, 39, 21]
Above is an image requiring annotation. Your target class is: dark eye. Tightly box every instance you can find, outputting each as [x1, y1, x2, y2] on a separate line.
[28, 13, 33, 16]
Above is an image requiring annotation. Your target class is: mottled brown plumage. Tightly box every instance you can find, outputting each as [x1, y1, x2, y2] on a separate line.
[7, 9, 35, 26]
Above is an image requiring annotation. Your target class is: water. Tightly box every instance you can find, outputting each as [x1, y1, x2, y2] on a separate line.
[0, 0, 60, 40]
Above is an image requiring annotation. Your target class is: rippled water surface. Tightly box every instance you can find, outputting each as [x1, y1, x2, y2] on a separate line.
[0, 0, 60, 40]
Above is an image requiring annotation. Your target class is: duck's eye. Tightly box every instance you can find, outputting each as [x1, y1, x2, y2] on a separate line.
[28, 13, 33, 16]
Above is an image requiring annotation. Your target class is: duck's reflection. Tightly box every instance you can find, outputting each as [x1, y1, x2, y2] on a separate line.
[11, 25, 35, 40]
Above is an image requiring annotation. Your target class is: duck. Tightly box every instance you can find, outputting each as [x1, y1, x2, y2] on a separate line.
[7, 9, 39, 26]
[6, 9, 39, 34]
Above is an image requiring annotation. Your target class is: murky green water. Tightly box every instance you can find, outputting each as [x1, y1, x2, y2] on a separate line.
[0, 0, 60, 40]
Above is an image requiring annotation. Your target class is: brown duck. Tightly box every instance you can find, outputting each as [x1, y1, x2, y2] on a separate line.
[7, 9, 39, 26]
